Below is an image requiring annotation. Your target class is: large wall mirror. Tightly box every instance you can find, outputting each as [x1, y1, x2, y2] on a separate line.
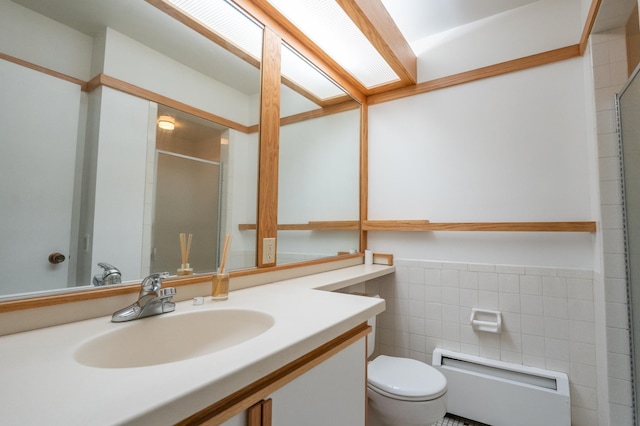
[0, 0, 262, 298]
[276, 42, 361, 264]
[0, 0, 362, 303]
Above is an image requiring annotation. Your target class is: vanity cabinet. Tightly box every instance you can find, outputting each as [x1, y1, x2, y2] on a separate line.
[268, 336, 366, 425]
[187, 324, 369, 426]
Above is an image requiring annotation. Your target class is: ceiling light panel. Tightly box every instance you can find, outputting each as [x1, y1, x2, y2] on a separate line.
[266, 0, 399, 88]
[281, 43, 346, 100]
[168, 0, 264, 60]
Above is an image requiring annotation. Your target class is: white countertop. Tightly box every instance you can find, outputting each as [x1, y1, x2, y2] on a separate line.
[0, 265, 392, 425]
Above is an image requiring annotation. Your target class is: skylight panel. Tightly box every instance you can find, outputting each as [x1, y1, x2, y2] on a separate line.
[266, 0, 400, 88]
[168, 0, 263, 60]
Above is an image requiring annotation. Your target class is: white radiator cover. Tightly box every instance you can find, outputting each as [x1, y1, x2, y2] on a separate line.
[433, 349, 570, 426]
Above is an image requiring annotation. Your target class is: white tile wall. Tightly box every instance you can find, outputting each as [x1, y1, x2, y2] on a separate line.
[591, 27, 635, 426]
[366, 260, 599, 426]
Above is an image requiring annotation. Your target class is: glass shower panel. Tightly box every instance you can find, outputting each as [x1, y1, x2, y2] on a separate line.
[619, 65, 640, 425]
[152, 152, 221, 275]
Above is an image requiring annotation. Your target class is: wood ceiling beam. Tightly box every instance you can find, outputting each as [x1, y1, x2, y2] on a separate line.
[335, 0, 417, 85]
[580, 0, 604, 54]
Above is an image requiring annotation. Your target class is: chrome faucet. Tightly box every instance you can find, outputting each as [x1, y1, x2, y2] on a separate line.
[111, 272, 176, 323]
[93, 263, 122, 286]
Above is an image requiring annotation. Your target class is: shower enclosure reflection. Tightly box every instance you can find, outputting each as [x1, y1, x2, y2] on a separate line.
[618, 64, 640, 425]
[151, 106, 223, 276]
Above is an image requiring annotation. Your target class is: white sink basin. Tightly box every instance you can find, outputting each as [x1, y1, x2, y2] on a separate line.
[74, 309, 274, 368]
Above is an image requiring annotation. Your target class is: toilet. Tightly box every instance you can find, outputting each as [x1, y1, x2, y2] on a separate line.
[367, 315, 447, 426]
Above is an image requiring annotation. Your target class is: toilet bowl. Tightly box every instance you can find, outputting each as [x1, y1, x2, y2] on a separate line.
[367, 355, 447, 426]
[366, 310, 447, 426]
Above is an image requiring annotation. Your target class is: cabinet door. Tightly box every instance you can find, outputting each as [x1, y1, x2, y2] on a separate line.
[269, 337, 366, 425]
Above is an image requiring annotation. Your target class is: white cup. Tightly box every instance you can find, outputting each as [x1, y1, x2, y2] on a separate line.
[365, 250, 373, 265]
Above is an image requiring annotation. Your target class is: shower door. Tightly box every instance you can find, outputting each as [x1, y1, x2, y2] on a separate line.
[151, 152, 221, 275]
[619, 64, 640, 425]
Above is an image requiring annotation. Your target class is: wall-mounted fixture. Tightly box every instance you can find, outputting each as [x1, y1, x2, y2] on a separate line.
[158, 116, 176, 131]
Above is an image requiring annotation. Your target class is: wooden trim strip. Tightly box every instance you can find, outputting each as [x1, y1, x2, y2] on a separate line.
[246, 100, 360, 133]
[360, 104, 369, 252]
[280, 100, 360, 126]
[178, 323, 371, 425]
[0, 274, 210, 313]
[229, 253, 362, 278]
[580, 0, 604, 55]
[93, 74, 251, 133]
[362, 220, 597, 232]
[372, 253, 393, 266]
[0, 255, 363, 313]
[238, 220, 359, 231]
[335, 0, 416, 85]
[307, 221, 359, 230]
[367, 45, 582, 105]
[0, 52, 87, 89]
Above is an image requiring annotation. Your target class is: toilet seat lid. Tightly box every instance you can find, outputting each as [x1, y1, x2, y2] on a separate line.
[368, 355, 447, 400]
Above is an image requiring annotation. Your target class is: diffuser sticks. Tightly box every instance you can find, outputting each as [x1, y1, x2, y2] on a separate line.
[177, 232, 193, 275]
[212, 234, 231, 300]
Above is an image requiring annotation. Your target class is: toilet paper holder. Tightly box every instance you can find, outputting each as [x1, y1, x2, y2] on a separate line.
[470, 308, 502, 333]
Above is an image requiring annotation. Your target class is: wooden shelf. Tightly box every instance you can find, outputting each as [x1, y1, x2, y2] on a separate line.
[362, 220, 596, 233]
[239, 221, 360, 231]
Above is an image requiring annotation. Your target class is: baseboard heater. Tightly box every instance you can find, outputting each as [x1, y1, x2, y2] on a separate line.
[432, 349, 570, 426]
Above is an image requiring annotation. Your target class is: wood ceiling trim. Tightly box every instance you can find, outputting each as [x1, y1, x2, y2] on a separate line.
[146, 0, 261, 68]
[279, 100, 360, 127]
[0, 52, 86, 88]
[580, 0, 604, 54]
[335, 0, 417, 85]
[91, 74, 252, 133]
[367, 44, 582, 105]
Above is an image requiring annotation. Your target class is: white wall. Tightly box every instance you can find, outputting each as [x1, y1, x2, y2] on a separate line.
[102, 28, 256, 126]
[225, 130, 259, 270]
[0, 0, 93, 80]
[277, 109, 360, 258]
[91, 88, 150, 282]
[368, 57, 596, 269]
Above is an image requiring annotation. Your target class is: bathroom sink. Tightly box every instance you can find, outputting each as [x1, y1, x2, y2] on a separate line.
[74, 309, 274, 368]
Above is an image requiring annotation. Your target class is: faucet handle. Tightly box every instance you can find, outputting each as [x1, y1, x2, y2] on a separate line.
[93, 262, 122, 286]
[158, 287, 177, 298]
[140, 272, 170, 295]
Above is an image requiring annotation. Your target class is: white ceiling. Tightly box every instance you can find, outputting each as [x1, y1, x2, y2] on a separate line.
[381, 0, 638, 51]
[12, 0, 639, 94]
[593, 0, 638, 32]
[380, 0, 540, 46]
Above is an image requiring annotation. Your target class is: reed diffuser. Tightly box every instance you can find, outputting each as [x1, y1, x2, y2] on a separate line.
[212, 234, 231, 300]
[177, 232, 193, 276]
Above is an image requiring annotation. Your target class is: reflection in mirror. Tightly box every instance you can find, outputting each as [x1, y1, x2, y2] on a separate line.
[276, 43, 361, 264]
[0, 0, 261, 299]
[151, 105, 223, 276]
